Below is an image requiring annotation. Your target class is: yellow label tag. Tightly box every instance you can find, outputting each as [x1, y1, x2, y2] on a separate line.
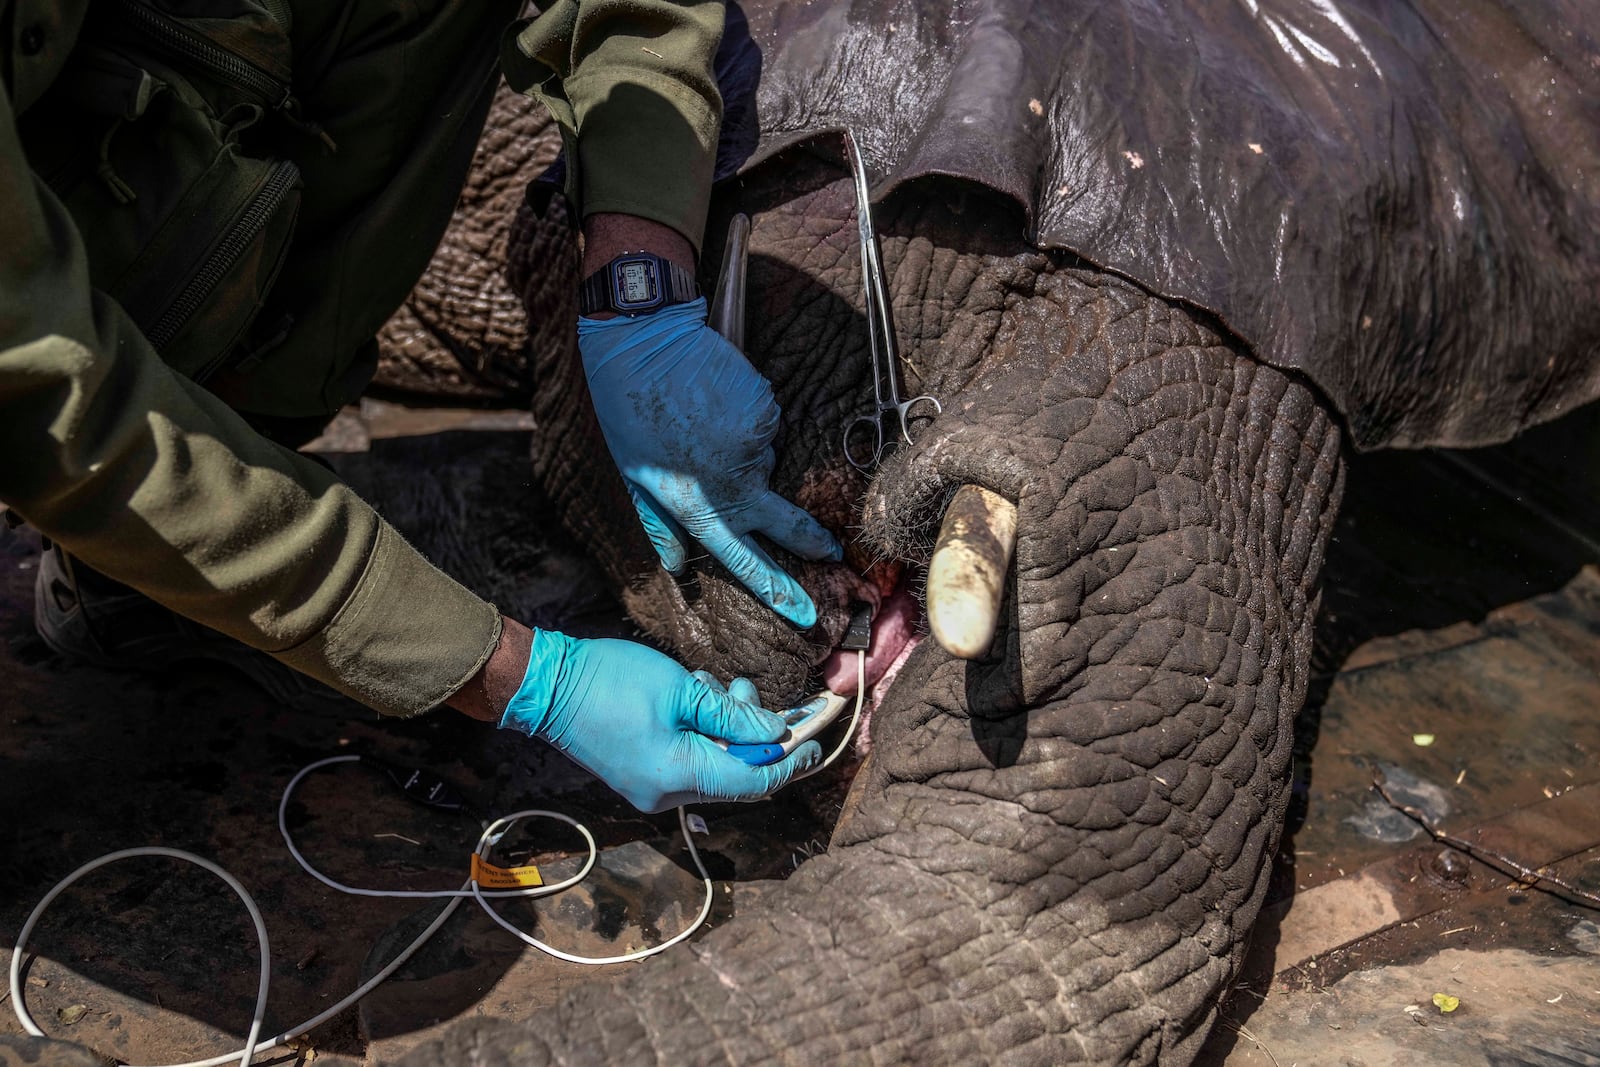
[471, 853, 543, 889]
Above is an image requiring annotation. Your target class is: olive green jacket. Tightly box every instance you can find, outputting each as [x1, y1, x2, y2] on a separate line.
[502, 0, 725, 253]
[0, 0, 723, 716]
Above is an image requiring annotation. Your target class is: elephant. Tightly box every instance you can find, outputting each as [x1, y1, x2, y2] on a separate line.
[385, 1, 1600, 1063]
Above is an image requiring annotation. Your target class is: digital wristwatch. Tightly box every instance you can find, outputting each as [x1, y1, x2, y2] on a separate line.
[578, 251, 700, 317]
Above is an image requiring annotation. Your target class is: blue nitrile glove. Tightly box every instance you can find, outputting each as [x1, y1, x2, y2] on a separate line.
[579, 298, 843, 628]
[500, 628, 821, 813]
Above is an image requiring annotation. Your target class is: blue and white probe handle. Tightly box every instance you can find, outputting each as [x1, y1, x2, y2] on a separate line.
[718, 690, 852, 767]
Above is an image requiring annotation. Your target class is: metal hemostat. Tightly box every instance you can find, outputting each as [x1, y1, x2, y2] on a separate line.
[840, 128, 942, 471]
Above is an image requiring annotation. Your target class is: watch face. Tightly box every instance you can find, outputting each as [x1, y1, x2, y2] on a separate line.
[616, 260, 658, 307]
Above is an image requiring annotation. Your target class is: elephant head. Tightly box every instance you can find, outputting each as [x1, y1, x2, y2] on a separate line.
[389, 150, 1342, 1067]
[389, 1, 1600, 1061]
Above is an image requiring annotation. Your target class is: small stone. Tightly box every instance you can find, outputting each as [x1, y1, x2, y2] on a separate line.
[1430, 848, 1470, 884]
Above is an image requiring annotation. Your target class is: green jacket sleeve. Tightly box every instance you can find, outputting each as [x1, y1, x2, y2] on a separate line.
[502, 0, 724, 254]
[0, 80, 501, 719]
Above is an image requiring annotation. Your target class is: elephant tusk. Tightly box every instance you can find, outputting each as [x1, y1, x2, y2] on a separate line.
[927, 485, 1018, 659]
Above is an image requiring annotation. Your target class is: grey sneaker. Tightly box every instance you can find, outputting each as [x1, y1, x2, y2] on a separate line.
[34, 543, 360, 717]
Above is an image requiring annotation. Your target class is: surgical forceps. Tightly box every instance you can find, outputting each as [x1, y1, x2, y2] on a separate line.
[840, 130, 941, 471]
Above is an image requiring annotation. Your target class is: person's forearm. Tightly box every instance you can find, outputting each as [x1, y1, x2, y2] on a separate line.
[583, 212, 695, 274]
[2, 82, 500, 718]
[448, 615, 534, 722]
[580, 212, 697, 321]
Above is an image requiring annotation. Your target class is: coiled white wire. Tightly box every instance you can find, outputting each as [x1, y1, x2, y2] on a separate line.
[9, 848, 271, 1067]
[9, 654, 867, 1067]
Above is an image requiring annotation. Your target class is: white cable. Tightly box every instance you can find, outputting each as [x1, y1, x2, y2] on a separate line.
[278, 756, 598, 899]
[11, 659, 870, 1063]
[9, 848, 271, 1067]
[469, 807, 715, 965]
[799, 649, 868, 780]
[278, 759, 705, 959]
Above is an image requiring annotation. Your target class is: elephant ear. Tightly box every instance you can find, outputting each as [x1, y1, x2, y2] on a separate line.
[733, 0, 1600, 452]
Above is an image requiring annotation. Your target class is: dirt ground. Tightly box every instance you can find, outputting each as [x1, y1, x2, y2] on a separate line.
[4, 398, 1599, 1066]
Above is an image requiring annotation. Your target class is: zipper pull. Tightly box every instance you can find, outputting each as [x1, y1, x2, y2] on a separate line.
[97, 120, 138, 204]
[275, 92, 338, 154]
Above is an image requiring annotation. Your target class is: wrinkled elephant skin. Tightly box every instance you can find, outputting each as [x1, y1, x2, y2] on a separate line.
[396, 156, 1344, 1065]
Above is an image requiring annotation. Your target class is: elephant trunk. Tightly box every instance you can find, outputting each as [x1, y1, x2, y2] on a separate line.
[396, 286, 1346, 1065]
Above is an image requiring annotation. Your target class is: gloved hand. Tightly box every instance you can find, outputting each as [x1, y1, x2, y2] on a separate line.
[500, 628, 820, 812]
[580, 298, 842, 628]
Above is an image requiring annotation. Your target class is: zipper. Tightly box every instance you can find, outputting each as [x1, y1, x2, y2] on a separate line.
[144, 160, 300, 358]
[111, 0, 293, 110]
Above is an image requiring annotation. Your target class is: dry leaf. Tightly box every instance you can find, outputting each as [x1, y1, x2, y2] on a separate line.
[1432, 992, 1460, 1013]
[57, 1004, 89, 1025]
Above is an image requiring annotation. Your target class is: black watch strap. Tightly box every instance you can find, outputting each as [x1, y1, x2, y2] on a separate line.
[579, 252, 700, 317]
